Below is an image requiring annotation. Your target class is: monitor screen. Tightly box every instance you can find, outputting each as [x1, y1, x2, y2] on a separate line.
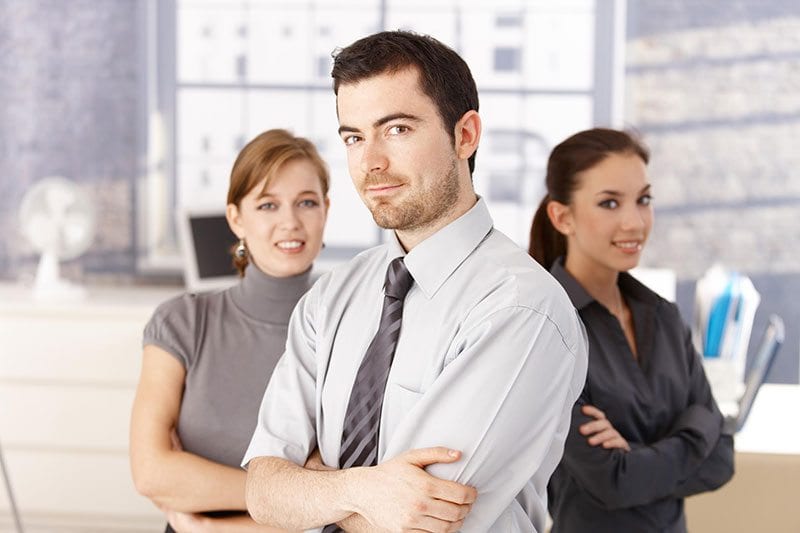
[177, 208, 239, 293]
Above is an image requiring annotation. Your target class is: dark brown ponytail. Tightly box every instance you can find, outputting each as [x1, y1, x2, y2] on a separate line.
[529, 195, 566, 270]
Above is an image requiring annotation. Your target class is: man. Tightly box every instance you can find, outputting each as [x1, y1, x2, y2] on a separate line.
[242, 30, 588, 532]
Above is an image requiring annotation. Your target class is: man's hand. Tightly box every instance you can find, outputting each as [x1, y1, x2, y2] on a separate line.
[579, 405, 630, 451]
[348, 447, 477, 533]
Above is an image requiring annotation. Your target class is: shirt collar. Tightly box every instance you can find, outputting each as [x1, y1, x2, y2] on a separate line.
[549, 257, 594, 310]
[549, 256, 663, 309]
[386, 196, 493, 299]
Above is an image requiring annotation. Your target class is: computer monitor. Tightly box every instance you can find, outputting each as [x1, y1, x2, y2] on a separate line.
[176, 207, 239, 293]
[725, 314, 785, 433]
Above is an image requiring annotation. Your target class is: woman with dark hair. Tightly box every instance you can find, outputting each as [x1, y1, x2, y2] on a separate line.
[530, 128, 733, 532]
[130, 129, 329, 532]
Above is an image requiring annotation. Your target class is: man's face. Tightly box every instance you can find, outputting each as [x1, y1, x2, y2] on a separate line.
[336, 67, 463, 234]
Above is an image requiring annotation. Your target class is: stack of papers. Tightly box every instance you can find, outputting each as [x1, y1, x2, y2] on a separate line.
[693, 264, 761, 405]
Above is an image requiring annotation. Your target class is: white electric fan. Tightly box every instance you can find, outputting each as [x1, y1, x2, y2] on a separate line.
[18, 176, 96, 301]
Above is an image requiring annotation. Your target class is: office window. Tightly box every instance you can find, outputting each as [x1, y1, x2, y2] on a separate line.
[138, 0, 626, 267]
[496, 14, 523, 27]
[317, 55, 332, 78]
[494, 47, 522, 72]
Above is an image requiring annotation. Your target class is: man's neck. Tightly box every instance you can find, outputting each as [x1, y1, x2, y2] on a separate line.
[395, 193, 478, 251]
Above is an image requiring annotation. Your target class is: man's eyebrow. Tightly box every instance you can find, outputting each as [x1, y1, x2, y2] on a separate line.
[373, 113, 422, 128]
[338, 113, 422, 135]
[338, 125, 360, 135]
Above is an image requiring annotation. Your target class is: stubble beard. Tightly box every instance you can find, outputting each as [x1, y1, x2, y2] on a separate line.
[367, 158, 461, 232]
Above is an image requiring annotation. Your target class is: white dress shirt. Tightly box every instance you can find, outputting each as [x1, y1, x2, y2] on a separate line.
[243, 198, 588, 532]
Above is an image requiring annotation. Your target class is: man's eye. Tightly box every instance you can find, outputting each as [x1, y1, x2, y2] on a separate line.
[388, 125, 408, 135]
[343, 135, 361, 146]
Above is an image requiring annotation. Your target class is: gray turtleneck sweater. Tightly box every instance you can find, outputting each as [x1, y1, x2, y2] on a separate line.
[143, 264, 313, 467]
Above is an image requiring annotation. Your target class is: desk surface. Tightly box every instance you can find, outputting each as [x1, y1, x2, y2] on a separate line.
[0, 281, 182, 316]
[734, 383, 800, 454]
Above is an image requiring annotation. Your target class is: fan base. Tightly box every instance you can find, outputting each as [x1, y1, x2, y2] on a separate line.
[33, 252, 87, 302]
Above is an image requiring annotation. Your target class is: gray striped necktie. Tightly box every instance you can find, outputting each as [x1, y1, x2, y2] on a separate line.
[322, 257, 413, 533]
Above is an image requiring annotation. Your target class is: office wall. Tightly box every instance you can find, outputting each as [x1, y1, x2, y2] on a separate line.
[627, 0, 800, 383]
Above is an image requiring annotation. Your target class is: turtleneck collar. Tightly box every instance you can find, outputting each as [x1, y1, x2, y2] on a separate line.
[229, 262, 312, 324]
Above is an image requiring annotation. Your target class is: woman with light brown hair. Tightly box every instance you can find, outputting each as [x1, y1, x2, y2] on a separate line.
[130, 129, 329, 532]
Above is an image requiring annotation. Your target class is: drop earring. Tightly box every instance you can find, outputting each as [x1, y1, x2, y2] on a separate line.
[235, 238, 247, 258]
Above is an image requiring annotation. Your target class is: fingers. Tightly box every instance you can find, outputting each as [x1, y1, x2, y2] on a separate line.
[406, 514, 466, 533]
[600, 435, 631, 451]
[578, 408, 631, 451]
[401, 446, 462, 468]
[376, 446, 477, 531]
[396, 447, 477, 504]
[415, 496, 472, 522]
[406, 521, 464, 533]
[602, 437, 631, 451]
[581, 404, 606, 420]
[586, 427, 630, 450]
[424, 476, 478, 505]
[579, 418, 611, 436]
[587, 427, 619, 446]
[403, 501, 468, 533]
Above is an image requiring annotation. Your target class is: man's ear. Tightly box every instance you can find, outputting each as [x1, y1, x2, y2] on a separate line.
[454, 110, 481, 161]
[225, 203, 244, 239]
[546, 200, 574, 236]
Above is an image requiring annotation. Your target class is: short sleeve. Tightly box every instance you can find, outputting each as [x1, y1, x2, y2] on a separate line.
[142, 293, 199, 369]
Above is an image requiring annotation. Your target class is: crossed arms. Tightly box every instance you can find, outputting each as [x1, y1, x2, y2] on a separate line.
[243, 295, 586, 532]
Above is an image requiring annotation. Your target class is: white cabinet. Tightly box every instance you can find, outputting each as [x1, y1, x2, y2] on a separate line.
[0, 283, 181, 532]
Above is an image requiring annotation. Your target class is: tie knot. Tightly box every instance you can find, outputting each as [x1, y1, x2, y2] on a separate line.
[384, 257, 414, 300]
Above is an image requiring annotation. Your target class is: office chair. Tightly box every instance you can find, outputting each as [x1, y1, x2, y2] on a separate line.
[0, 439, 24, 533]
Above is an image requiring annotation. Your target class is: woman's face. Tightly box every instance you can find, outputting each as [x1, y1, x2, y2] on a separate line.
[227, 158, 328, 278]
[561, 152, 653, 277]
